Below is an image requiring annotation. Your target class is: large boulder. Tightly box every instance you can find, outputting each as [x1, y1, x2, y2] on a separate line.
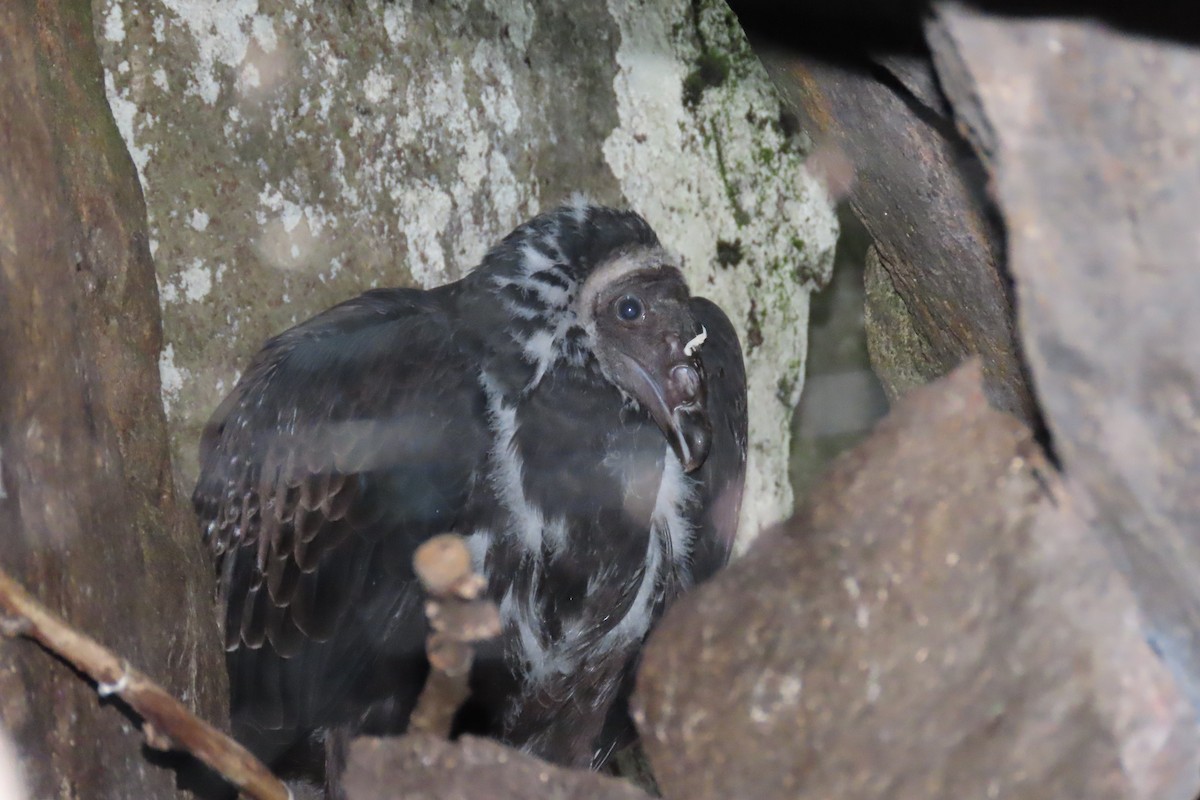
[927, 3, 1200, 716]
[344, 734, 653, 800]
[634, 364, 1199, 800]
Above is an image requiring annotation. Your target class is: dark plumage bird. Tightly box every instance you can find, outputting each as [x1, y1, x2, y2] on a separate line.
[193, 202, 747, 779]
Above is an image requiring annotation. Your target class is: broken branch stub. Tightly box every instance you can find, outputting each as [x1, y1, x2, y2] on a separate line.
[408, 534, 501, 738]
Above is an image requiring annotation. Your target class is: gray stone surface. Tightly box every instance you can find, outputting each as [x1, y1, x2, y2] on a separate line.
[345, 734, 653, 800]
[634, 364, 1200, 800]
[927, 3, 1200, 715]
[94, 0, 837, 546]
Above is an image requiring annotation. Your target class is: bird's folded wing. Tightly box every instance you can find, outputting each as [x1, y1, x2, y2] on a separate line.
[193, 287, 490, 733]
[686, 297, 748, 583]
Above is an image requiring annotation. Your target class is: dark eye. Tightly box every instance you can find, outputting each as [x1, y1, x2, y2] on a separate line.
[616, 295, 643, 321]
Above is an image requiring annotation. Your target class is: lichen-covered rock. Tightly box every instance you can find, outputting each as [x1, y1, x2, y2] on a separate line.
[344, 734, 653, 800]
[862, 243, 940, 402]
[94, 0, 837, 546]
[633, 364, 1200, 800]
[927, 4, 1200, 719]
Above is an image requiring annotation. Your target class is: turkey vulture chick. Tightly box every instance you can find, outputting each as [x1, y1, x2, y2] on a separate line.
[193, 202, 747, 778]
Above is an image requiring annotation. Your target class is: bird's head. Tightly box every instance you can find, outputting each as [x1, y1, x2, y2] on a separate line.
[480, 201, 716, 473]
[577, 248, 711, 472]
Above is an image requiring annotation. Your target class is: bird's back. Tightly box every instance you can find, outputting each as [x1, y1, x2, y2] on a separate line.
[194, 284, 492, 766]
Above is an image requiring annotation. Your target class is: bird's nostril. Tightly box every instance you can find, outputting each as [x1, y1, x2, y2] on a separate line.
[671, 364, 701, 401]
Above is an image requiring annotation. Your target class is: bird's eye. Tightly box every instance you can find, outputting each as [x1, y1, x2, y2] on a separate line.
[616, 296, 643, 321]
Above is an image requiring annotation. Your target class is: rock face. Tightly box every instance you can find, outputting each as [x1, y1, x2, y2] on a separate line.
[926, 4, 1200, 717]
[94, 0, 837, 546]
[862, 243, 940, 401]
[0, 1, 226, 797]
[753, 42, 1038, 427]
[344, 734, 653, 800]
[634, 364, 1199, 800]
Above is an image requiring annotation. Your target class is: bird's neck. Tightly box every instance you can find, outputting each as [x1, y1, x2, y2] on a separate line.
[475, 359, 699, 641]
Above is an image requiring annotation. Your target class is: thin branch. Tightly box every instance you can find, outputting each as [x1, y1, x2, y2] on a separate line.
[408, 533, 501, 738]
[0, 566, 290, 800]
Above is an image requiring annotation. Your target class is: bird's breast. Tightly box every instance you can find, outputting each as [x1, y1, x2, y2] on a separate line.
[473, 368, 698, 684]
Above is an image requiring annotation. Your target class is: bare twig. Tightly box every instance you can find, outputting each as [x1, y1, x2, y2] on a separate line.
[0, 567, 290, 800]
[408, 533, 501, 737]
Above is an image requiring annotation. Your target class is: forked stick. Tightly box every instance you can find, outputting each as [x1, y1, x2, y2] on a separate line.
[407, 533, 501, 737]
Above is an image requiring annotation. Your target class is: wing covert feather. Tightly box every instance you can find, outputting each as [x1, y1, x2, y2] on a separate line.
[194, 286, 490, 737]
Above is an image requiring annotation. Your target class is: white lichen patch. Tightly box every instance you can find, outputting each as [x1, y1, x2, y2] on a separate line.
[158, 343, 185, 413]
[382, 4, 409, 43]
[158, 0, 260, 105]
[251, 14, 278, 52]
[103, 68, 153, 185]
[604, 0, 837, 546]
[104, 2, 126, 44]
[374, 43, 534, 286]
[362, 66, 393, 105]
[180, 260, 213, 302]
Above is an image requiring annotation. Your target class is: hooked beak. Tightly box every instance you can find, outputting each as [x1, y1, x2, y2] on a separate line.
[623, 355, 712, 473]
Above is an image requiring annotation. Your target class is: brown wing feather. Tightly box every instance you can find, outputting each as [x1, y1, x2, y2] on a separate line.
[194, 286, 490, 752]
[687, 296, 749, 582]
